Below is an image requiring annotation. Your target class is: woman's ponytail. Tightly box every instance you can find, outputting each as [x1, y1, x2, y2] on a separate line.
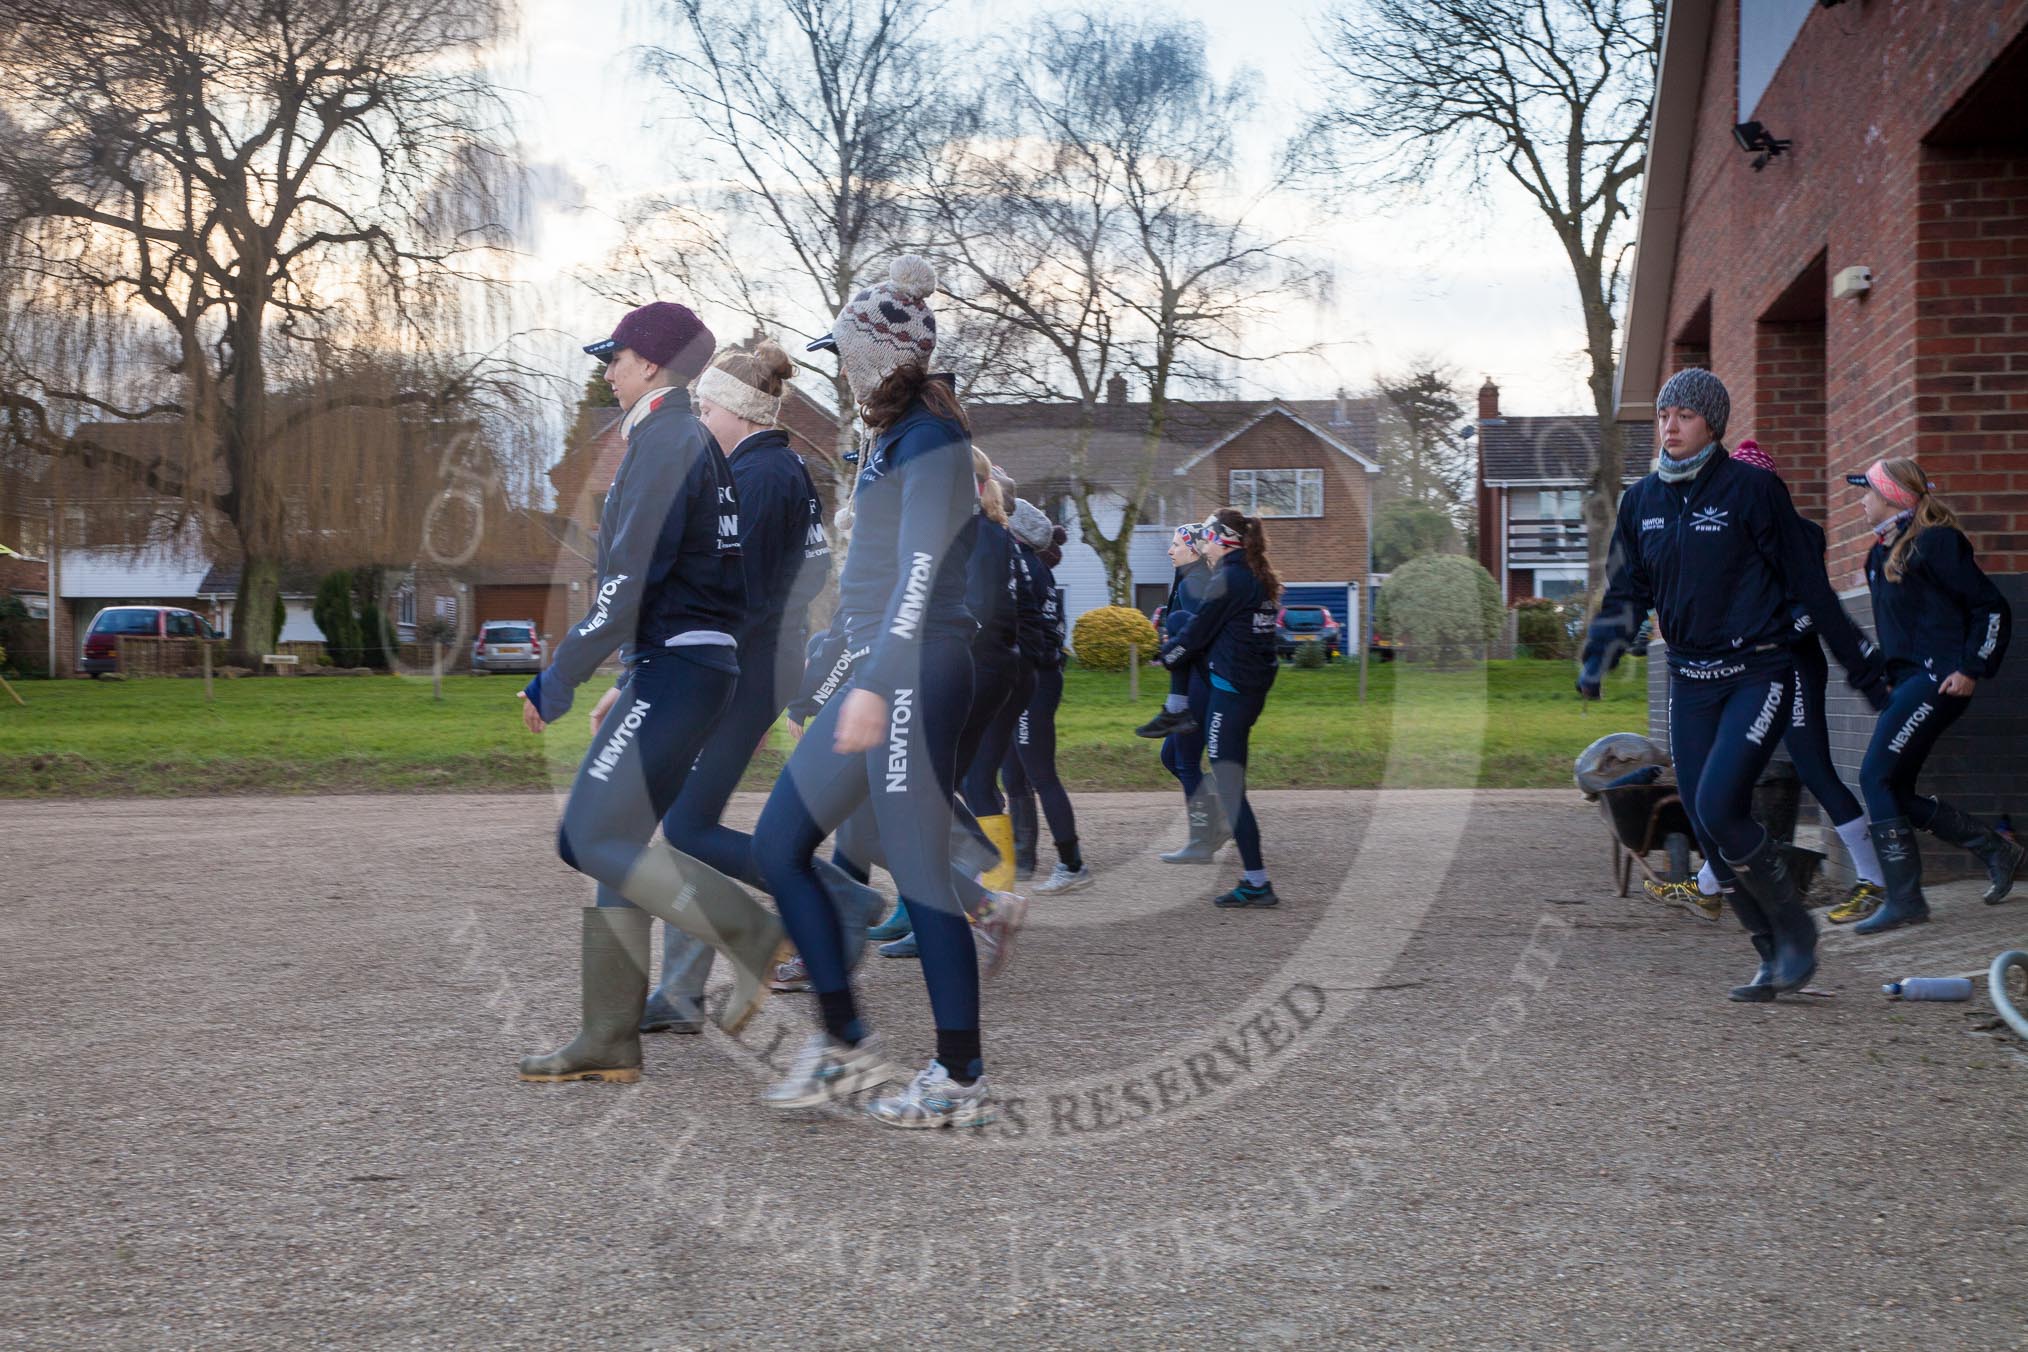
[1209, 506, 1282, 604]
[1878, 457, 1961, 583]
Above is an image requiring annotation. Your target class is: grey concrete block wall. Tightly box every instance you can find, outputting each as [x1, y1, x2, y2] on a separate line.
[1638, 574, 2025, 887]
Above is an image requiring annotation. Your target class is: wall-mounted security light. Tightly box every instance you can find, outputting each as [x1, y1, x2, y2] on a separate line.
[1732, 120, 1793, 171]
[1832, 266, 1873, 300]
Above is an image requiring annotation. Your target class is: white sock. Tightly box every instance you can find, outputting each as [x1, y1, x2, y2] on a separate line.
[1835, 816, 1884, 886]
[1697, 860, 1720, 896]
[1164, 694, 1189, 713]
[1243, 869, 1269, 887]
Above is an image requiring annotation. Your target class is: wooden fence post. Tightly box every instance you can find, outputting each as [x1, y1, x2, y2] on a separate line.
[203, 641, 214, 703]
[432, 641, 444, 703]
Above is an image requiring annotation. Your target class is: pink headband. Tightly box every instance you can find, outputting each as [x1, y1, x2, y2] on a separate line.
[1866, 461, 1921, 510]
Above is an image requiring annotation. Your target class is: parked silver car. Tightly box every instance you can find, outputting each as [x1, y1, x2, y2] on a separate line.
[471, 620, 543, 674]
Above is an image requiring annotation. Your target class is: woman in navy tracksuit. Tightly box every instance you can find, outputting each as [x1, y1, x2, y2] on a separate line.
[1582, 369, 1886, 1003]
[1154, 526, 1230, 865]
[752, 256, 1006, 1130]
[1002, 499, 1089, 892]
[632, 340, 881, 1025]
[1664, 441, 1890, 926]
[1159, 508, 1283, 908]
[951, 455, 1027, 888]
[517, 302, 788, 1084]
[1846, 456, 2019, 934]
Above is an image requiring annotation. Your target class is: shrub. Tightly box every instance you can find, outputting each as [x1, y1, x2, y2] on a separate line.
[1514, 597, 1577, 660]
[1071, 605, 1160, 672]
[357, 602, 393, 670]
[1292, 637, 1328, 669]
[1372, 499, 1460, 573]
[272, 591, 286, 646]
[313, 571, 361, 666]
[1373, 554, 1502, 665]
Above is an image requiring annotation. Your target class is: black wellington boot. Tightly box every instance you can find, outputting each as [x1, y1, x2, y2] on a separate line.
[1854, 818, 1931, 935]
[1920, 797, 2025, 905]
[1724, 834, 1817, 994]
[520, 907, 651, 1083]
[1723, 889, 1778, 1003]
[1010, 790, 1039, 881]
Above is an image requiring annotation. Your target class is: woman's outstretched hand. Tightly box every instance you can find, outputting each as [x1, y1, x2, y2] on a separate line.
[518, 691, 546, 735]
[1939, 671, 1976, 697]
[587, 685, 620, 735]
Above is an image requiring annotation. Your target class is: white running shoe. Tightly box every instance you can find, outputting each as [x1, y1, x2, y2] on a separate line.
[1033, 863, 1093, 895]
[866, 1060, 994, 1129]
[970, 890, 1028, 979]
[761, 1032, 894, 1110]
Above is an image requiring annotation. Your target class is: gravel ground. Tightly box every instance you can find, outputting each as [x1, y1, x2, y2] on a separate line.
[4, 790, 2026, 1351]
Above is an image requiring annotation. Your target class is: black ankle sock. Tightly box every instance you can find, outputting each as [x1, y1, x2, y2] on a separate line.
[935, 1028, 983, 1084]
[1058, 837, 1083, 871]
[818, 989, 863, 1045]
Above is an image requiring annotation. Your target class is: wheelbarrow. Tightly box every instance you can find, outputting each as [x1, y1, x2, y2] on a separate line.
[1598, 780, 1697, 897]
[1598, 777, 1826, 901]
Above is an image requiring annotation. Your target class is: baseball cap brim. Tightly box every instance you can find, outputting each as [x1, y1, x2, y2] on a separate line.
[805, 334, 838, 353]
[583, 338, 620, 361]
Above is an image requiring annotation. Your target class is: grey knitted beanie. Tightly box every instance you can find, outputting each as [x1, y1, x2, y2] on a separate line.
[1655, 367, 1730, 440]
[1007, 498, 1054, 551]
[815, 255, 939, 403]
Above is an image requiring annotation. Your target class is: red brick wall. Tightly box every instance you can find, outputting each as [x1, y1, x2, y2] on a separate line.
[1183, 413, 1372, 587]
[1753, 318, 1828, 522]
[1915, 148, 2028, 564]
[1655, 0, 2028, 585]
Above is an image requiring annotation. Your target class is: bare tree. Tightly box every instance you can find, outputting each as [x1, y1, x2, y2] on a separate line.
[1309, 0, 1659, 601]
[922, 14, 1321, 603]
[0, 0, 526, 665]
[1374, 362, 1472, 516]
[638, 0, 940, 493]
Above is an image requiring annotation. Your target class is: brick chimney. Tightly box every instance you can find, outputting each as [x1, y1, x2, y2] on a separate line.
[1106, 373, 1128, 405]
[1477, 377, 1500, 421]
[1333, 386, 1348, 424]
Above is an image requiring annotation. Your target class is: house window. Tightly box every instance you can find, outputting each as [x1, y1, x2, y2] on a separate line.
[1532, 490, 1584, 521]
[1229, 469, 1323, 518]
[397, 586, 417, 627]
[434, 595, 457, 624]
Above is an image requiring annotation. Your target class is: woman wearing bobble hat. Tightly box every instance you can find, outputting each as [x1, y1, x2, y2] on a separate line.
[1581, 368, 1889, 1004]
[1844, 456, 2018, 934]
[752, 255, 1011, 1129]
[516, 301, 791, 1084]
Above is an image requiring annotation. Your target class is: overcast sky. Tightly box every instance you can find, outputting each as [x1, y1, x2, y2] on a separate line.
[496, 0, 1604, 421]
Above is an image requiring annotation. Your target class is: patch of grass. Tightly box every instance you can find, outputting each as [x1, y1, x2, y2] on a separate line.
[0, 656, 1649, 797]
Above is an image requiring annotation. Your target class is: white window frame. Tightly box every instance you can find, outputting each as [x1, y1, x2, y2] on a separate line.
[396, 586, 417, 627]
[1228, 468, 1323, 519]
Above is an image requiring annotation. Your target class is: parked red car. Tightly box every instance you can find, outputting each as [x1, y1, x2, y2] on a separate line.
[80, 605, 220, 675]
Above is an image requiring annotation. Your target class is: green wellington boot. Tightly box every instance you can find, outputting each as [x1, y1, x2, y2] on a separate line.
[519, 907, 652, 1083]
[613, 841, 790, 1035]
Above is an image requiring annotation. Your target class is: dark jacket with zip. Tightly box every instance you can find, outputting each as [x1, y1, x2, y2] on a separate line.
[1865, 523, 2011, 683]
[1581, 446, 1883, 701]
[1158, 552, 1279, 693]
[966, 515, 1022, 665]
[1011, 540, 1055, 668]
[1163, 559, 1214, 640]
[525, 388, 743, 721]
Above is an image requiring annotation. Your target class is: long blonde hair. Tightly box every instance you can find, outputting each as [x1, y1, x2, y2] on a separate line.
[1877, 457, 1960, 584]
[972, 448, 1009, 524]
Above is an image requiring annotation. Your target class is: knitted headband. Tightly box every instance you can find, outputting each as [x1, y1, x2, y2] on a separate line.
[1865, 460, 1921, 509]
[1201, 515, 1244, 545]
[696, 366, 780, 427]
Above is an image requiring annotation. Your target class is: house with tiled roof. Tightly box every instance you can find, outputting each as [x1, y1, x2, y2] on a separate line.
[1471, 378, 1654, 604]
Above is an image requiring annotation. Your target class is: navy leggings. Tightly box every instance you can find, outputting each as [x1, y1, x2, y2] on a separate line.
[564, 649, 739, 896]
[1859, 673, 1970, 825]
[1205, 677, 1270, 874]
[1667, 648, 1796, 882]
[661, 638, 794, 886]
[1160, 665, 1214, 798]
[1783, 638, 1864, 830]
[964, 661, 1034, 816]
[955, 649, 1021, 817]
[754, 637, 979, 1032]
[1011, 664, 1078, 847]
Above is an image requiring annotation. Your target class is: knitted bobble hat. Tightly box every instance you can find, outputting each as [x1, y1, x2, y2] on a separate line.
[1731, 439, 1778, 474]
[811, 255, 940, 402]
[1007, 498, 1054, 551]
[1655, 367, 1730, 440]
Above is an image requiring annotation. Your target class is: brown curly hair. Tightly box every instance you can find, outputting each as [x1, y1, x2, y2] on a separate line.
[859, 361, 970, 435]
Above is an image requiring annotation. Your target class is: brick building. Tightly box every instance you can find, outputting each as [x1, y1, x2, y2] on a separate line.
[1617, 0, 2028, 881]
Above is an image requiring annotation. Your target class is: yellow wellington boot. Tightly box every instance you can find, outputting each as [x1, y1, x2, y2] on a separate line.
[979, 813, 1017, 892]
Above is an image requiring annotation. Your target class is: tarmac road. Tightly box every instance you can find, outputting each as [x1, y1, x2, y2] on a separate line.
[3, 790, 2025, 1350]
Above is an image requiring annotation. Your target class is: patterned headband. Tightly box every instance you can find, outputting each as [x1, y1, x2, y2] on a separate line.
[696, 366, 780, 427]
